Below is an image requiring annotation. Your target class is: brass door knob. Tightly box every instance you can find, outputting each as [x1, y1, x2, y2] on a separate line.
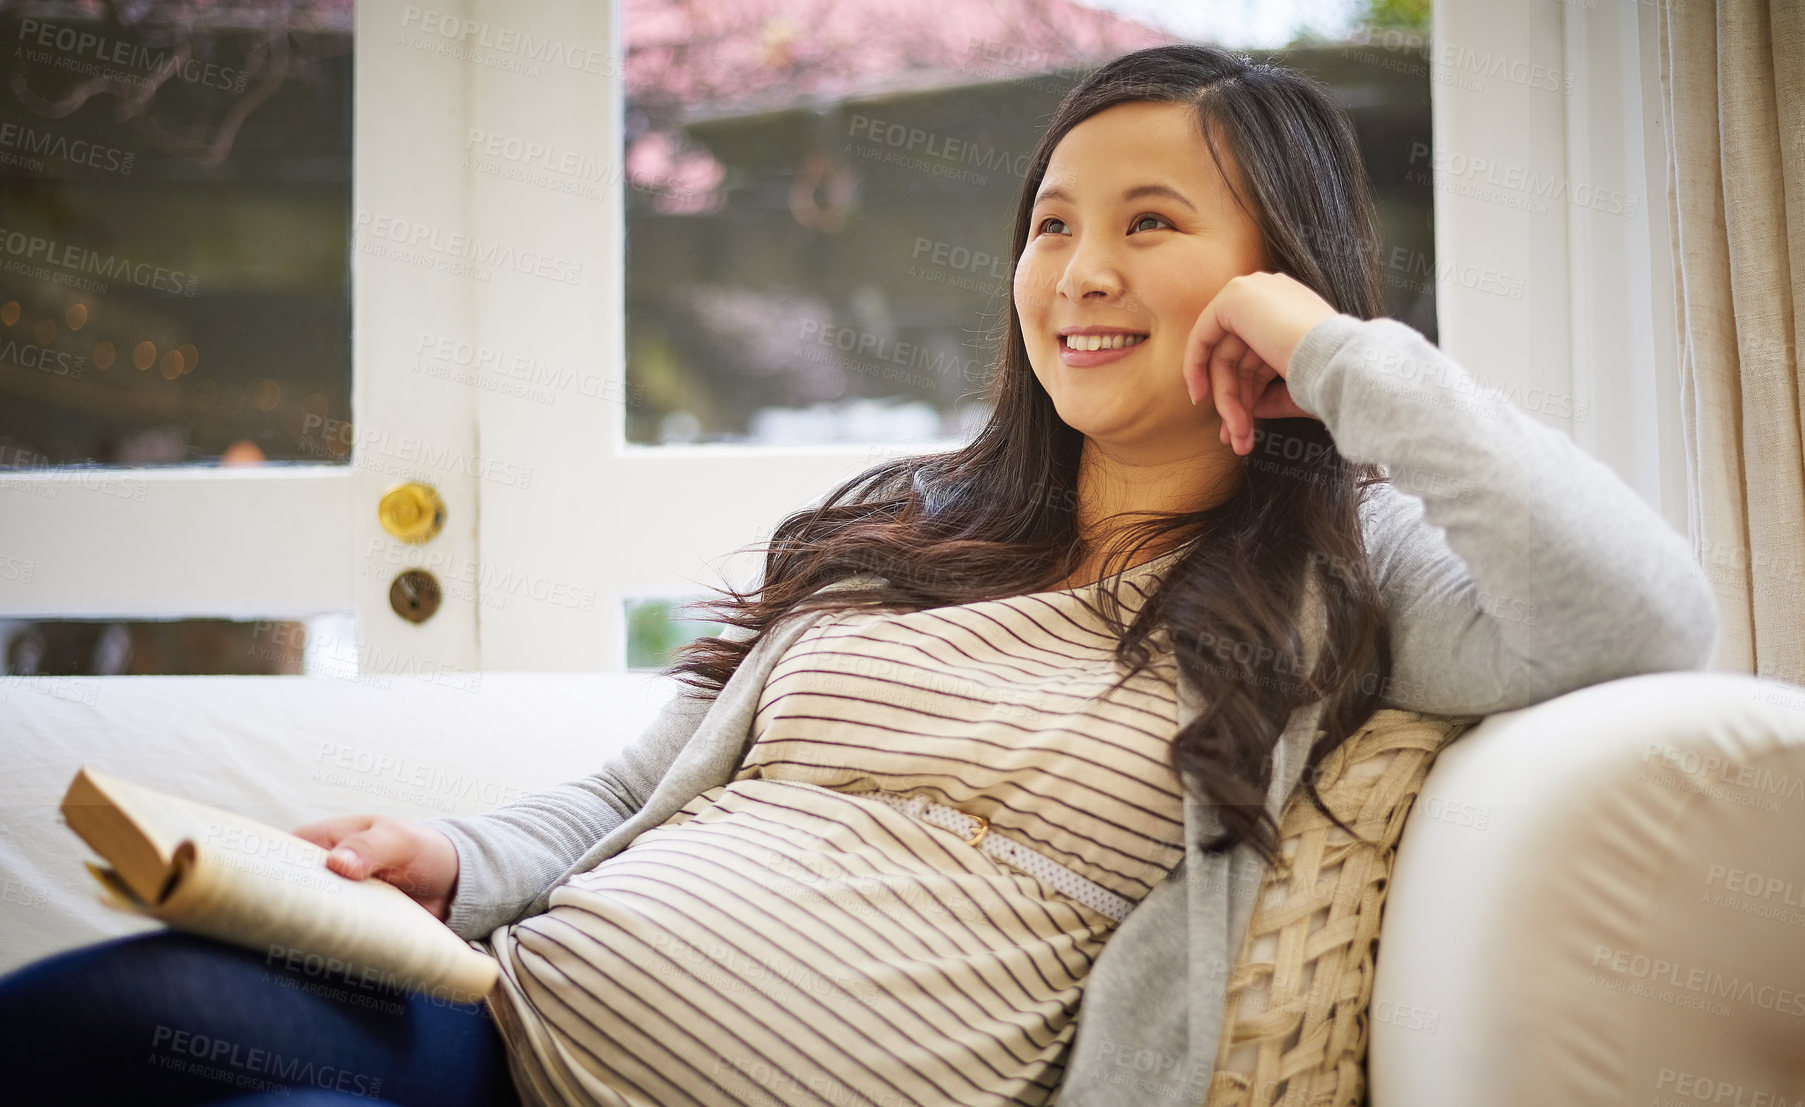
[378, 483, 445, 543]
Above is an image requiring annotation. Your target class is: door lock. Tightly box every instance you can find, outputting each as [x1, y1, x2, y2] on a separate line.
[388, 569, 442, 623]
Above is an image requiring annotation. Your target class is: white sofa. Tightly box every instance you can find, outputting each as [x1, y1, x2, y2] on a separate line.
[3, 668, 1803, 1105]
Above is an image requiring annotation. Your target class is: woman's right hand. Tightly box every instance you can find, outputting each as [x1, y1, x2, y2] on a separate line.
[291, 814, 461, 923]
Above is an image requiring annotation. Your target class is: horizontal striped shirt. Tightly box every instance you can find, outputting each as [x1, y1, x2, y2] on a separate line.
[486, 545, 1193, 1107]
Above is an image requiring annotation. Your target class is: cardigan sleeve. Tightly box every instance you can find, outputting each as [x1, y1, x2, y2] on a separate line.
[1282, 313, 1719, 717]
[420, 622, 755, 940]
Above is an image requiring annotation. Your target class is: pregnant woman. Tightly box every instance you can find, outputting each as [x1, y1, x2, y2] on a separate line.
[0, 42, 1716, 1107]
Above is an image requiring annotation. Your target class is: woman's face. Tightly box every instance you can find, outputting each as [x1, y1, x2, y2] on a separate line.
[1014, 101, 1269, 450]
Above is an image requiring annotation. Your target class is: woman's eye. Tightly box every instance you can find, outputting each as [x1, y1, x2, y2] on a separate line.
[1036, 216, 1069, 235]
[1130, 214, 1172, 233]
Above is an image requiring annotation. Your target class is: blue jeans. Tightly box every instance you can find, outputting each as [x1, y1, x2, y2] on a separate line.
[0, 929, 523, 1107]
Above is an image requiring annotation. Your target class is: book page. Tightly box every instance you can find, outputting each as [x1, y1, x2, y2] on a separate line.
[73, 768, 497, 1002]
[156, 838, 498, 1003]
[76, 770, 243, 865]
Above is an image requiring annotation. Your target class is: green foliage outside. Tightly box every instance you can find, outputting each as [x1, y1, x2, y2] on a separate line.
[625, 598, 725, 672]
[1364, 0, 1431, 33]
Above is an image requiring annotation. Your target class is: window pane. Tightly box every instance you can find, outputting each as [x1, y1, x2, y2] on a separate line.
[622, 0, 1434, 446]
[0, 614, 356, 675]
[625, 596, 725, 672]
[0, 2, 353, 469]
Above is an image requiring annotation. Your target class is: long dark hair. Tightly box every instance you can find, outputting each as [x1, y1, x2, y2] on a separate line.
[664, 43, 1394, 865]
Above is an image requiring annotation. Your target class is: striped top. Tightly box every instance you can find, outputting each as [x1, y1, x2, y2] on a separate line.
[483, 543, 1197, 1107]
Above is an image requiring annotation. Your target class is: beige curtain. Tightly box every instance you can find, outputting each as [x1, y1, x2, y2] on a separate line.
[1659, 0, 1805, 683]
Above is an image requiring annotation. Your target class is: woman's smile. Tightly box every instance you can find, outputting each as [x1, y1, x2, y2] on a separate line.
[1059, 327, 1150, 366]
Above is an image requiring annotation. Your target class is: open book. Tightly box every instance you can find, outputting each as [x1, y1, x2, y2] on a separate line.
[59, 765, 499, 1004]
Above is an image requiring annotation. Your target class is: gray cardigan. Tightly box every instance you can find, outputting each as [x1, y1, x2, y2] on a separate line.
[424, 314, 1718, 1106]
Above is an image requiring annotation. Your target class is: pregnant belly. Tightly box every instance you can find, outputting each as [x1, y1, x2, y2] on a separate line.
[499, 777, 1113, 1107]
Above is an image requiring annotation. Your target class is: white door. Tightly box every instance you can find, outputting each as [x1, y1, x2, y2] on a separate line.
[0, 0, 922, 677]
[0, 1, 509, 680]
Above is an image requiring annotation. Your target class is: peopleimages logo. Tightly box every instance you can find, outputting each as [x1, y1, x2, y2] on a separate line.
[15, 19, 251, 92]
[399, 6, 620, 77]
[1591, 943, 1805, 1016]
[0, 226, 197, 295]
[798, 320, 987, 383]
[847, 114, 1032, 177]
[0, 121, 134, 174]
[1655, 1067, 1804, 1107]
[1407, 142, 1640, 217]
[0, 336, 83, 378]
[149, 1023, 382, 1099]
[353, 210, 583, 285]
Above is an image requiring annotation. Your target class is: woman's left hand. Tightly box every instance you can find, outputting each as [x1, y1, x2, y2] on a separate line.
[1183, 272, 1340, 455]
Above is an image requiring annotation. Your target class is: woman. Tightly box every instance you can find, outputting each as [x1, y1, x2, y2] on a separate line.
[0, 43, 1715, 1107]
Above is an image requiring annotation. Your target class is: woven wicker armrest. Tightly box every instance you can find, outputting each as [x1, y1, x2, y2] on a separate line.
[1205, 708, 1484, 1107]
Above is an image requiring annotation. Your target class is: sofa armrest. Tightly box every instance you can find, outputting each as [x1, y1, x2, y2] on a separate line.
[1369, 671, 1805, 1106]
